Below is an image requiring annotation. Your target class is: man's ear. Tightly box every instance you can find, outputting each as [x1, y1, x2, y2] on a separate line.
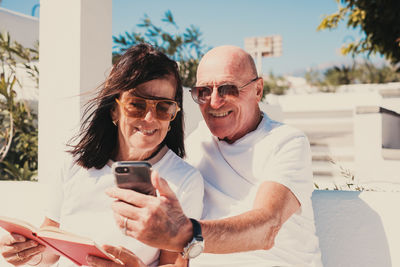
[255, 77, 264, 102]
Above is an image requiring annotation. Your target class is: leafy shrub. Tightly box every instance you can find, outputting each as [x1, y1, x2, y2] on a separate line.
[0, 32, 38, 181]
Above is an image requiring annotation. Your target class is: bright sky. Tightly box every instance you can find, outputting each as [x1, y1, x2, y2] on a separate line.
[1, 0, 380, 76]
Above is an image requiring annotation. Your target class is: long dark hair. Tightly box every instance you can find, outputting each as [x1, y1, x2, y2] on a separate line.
[69, 43, 185, 169]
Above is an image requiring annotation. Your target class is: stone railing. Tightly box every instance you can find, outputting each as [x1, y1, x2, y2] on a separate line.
[354, 106, 400, 184]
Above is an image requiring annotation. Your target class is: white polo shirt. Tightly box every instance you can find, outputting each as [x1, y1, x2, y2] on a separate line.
[186, 113, 322, 267]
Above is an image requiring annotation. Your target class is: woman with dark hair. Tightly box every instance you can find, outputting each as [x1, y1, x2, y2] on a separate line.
[0, 44, 204, 267]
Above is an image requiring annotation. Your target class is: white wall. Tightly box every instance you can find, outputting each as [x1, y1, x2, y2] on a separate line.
[312, 190, 400, 267]
[38, 0, 112, 184]
[0, 7, 39, 49]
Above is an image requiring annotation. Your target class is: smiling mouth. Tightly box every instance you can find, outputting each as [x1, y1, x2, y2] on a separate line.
[136, 128, 157, 135]
[209, 110, 232, 118]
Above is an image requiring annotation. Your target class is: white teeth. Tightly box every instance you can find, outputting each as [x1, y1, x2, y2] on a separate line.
[138, 129, 156, 135]
[209, 111, 230, 117]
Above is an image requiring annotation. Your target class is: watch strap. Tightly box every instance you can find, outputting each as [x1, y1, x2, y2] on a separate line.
[190, 218, 203, 241]
[181, 218, 204, 259]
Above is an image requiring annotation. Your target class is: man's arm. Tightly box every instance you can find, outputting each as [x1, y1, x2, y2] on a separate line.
[200, 181, 299, 253]
[106, 173, 300, 254]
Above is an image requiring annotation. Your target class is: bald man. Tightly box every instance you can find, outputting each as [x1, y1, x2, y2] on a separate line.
[93, 46, 322, 267]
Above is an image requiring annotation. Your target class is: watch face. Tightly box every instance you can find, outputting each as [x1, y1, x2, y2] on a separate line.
[189, 242, 204, 258]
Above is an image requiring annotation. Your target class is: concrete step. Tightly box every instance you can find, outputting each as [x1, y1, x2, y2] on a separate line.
[311, 145, 355, 161]
[311, 145, 354, 155]
[312, 161, 355, 179]
[285, 118, 353, 133]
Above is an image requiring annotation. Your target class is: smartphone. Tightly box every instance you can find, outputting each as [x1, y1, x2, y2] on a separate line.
[112, 161, 156, 196]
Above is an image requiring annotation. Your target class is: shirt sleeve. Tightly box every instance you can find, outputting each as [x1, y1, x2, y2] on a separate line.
[42, 156, 69, 223]
[262, 135, 314, 209]
[176, 169, 204, 220]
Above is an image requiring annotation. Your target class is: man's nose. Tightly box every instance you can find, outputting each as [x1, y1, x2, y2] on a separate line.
[209, 87, 225, 109]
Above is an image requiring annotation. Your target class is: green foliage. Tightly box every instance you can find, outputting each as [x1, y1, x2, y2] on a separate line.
[0, 32, 38, 181]
[318, 0, 400, 68]
[324, 65, 356, 85]
[354, 61, 400, 83]
[262, 73, 289, 98]
[306, 64, 356, 92]
[0, 101, 38, 181]
[113, 10, 210, 88]
[305, 61, 400, 92]
[314, 157, 371, 191]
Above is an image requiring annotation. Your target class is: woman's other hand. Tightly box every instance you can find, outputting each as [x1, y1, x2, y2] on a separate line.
[0, 233, 45, 266]
[86, 245, 146, 267]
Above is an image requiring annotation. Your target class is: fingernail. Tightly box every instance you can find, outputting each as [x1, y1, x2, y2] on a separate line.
[14, 235, 25, 242]
[115, 258, 124, 265]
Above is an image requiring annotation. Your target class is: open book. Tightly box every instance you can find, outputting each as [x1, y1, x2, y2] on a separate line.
[0, 216, 116, 266]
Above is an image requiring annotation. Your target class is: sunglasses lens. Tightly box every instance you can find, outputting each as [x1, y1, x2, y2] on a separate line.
[219, 85, 239, 98]
[125, 98, 147, 117]
[156, 101, 178, 121]
[192, 87, 212, 104]
[121, 97, 179, 121]
[191, 85, 240, 104]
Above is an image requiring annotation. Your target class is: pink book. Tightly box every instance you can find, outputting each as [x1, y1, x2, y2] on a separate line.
[0, 216, 116, 266]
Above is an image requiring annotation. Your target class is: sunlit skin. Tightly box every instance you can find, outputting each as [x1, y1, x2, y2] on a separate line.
[111, 77, 176, 161]
[196, 46, 264, 143]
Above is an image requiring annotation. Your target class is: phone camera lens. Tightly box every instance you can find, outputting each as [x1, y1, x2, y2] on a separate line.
[116, 167, 129, 173]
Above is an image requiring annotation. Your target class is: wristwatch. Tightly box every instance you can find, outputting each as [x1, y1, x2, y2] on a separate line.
[182, 218, 204, 259]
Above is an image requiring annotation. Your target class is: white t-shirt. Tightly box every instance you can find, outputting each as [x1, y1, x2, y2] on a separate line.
[45, 148, 204, 267]
[186, 113, 322, 267]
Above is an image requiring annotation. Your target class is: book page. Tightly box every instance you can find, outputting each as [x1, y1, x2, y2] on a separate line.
[38, 226, 94, 244]
[0, 216, 39, 241]
[0, 216, 38, 232]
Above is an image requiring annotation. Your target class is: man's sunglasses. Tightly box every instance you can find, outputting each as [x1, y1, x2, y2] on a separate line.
[115, 96, 181, 121]
[190, 77, 259, 104]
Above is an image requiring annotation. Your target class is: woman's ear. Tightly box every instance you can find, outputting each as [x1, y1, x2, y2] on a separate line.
[110, 102, 119, 122]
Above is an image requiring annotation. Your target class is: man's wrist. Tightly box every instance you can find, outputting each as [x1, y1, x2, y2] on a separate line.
[181, 218, 204, 259]
[171, 217, 193, 252]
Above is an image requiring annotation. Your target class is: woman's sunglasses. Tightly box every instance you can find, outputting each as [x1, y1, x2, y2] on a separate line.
[115, 96, 181, 121]
[190, 77, 259, 104]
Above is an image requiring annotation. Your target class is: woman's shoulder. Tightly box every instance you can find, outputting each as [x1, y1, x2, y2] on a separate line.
[59, 152, 85, 180]
[154, 149, 204, 190]
[160, 149, 202, 177]
[157, 149, 204, 218]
